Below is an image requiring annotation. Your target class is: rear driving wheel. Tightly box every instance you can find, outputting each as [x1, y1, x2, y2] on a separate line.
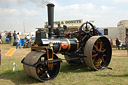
[84, 36, 112, 70]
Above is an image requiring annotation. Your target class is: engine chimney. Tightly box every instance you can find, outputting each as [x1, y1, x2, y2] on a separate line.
[47, 3, 55, 39]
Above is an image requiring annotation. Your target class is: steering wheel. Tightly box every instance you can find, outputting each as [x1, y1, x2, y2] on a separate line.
[79, 21, 95, 41]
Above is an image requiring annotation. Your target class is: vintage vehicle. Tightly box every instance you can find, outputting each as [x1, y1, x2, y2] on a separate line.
[21, 3, 112, 82]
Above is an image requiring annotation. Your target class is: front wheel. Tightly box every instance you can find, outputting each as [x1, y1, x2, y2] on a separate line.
[23, 51, 60, 81]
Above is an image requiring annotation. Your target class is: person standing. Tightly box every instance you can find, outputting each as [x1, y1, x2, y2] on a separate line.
[16, 33, 21, 49]
[13, 31, 16, 42]
[125, 34, 128, 56]
[0, 32, 2, 43]
[110, 39, 113, 46]
[8, 31, 13, 44]
[116, 38, 120, 50]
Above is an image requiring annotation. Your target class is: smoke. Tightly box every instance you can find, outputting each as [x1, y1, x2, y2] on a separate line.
[30, 0, 49, 8]
[0, 0, 49, 8]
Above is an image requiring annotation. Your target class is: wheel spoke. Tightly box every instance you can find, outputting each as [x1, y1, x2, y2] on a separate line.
[92, 53, 98, 57]
[93, 57, 96, 62]
[37, 67, 44, 74]
[94, 45, 99, 51]
[100, 42, 103, 50]
[92, 50, 96, 53]
[95, 41, 98, 46]
[45, 71, 50, 78]
[39, 68, 44, 74]
[102, 57, 105, 62]
[102, 49, 106, 52]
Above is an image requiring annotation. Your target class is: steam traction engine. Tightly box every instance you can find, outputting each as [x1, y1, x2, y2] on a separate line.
[21, 3, 112, 81]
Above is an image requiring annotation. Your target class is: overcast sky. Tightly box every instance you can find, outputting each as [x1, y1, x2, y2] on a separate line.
[0, 0, 128, 32]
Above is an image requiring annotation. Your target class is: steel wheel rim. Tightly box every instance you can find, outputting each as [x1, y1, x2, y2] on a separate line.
[84, 36, 112, 70]
[36, 54, 60, 81]
[23, 51, 60, 82]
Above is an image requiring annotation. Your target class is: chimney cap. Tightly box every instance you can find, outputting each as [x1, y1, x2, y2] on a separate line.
[47, 3, 55, 6]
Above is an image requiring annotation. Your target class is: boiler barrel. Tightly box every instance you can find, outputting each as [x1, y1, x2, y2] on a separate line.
[41, 38, 79, 53]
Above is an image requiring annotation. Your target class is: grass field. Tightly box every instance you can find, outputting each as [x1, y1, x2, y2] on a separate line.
[0, 44, 128, 85]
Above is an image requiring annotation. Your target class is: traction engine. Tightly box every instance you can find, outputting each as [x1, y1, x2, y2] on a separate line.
[21, 3, 112, 81]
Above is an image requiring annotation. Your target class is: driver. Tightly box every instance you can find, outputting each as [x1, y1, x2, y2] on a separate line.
[94, 26, 103, 36]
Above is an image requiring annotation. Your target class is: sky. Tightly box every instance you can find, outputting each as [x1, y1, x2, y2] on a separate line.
[0, 0, 128, 32]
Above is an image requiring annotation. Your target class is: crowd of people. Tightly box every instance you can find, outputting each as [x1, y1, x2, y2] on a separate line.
[0, 31, 16, 44]
[0, 31, 35, 49]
